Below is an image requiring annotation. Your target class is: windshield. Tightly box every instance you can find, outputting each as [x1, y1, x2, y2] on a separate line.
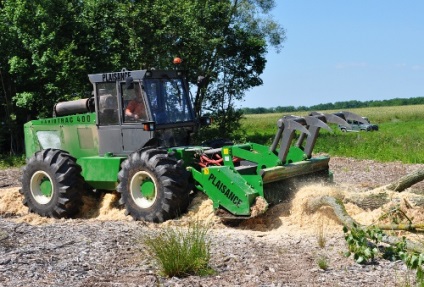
[144, 78, 194, 124]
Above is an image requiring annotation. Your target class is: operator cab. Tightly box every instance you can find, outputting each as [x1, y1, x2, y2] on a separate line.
[90, 69, 194, 126]
[88, 69, 197, 155]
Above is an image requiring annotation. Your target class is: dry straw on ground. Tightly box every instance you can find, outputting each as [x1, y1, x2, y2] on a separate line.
[3, 182, 422, 236]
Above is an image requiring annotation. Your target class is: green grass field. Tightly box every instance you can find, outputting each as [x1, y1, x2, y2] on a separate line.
[240, 105, 424, 164]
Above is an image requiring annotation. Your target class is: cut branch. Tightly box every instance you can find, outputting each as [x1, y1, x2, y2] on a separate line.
[306, 195, 424, 253]
[340, 167, 424, 210]
[342, 189, 424, 211]
[376, 223, 424, 231]
[385, 167, 424, 192]
[344, 191, 390, 210]
[306, 195, 358, 229]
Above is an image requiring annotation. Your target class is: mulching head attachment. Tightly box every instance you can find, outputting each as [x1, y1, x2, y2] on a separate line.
[186, 110, 365, 219]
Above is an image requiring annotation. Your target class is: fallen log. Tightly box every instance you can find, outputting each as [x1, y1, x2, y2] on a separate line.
[343, 190, 424, 210]
[343, 190, 390, 210]
[386, 167, 424, 192]
[306, 195, 358, 229]
[340, 167, 424, 210]
[306, 195, 424, 254]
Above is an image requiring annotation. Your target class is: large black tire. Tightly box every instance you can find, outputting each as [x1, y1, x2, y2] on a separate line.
[117, 148, 190, 223]
[20, 149, 83, 218]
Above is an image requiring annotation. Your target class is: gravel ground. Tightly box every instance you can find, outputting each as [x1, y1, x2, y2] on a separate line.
[1, 157, 424, 287]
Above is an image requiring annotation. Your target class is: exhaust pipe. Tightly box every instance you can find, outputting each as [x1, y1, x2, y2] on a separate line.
[53, 98, 95, 117]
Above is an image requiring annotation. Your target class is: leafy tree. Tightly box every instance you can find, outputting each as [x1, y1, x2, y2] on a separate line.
[3, 0, 91, 118]
[0, 0, 25, 153]
[118, 0, 284, 139]
[0, 0, 285, 153]
[191, 0, 285, 139]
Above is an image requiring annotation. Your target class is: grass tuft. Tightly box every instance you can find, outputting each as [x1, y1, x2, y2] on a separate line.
[316, 219, 327, 248]
[143, 222, 214, 278]
[316, 255, 329, 270]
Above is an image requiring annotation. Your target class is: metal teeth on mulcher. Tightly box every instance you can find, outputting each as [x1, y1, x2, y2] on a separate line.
[270, 111, 368, 162]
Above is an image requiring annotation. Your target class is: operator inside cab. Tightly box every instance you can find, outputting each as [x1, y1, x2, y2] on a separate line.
[124, 83, 147, 121]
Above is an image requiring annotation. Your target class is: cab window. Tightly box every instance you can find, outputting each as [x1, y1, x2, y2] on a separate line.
[97, 83, 119, 125]
[144, 78, 193, 124]
[122, 82, 148, 122]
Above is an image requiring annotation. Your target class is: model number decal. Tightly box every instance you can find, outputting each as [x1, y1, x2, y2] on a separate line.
[40, 115, 91, 125]
[76, 115, 91, 123]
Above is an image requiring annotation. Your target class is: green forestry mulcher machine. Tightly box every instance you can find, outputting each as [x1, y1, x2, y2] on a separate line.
[21, 68, 366, 222]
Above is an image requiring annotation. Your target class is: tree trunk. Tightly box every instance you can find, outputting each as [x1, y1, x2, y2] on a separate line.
[306, 195, 424, 253]
[342, 190, 424, 210]
[303, 168, 424, 253]
[306, 195, 358, 229]
[385, 168, 424, 192]
[344, 191, 390, 210]
[340, 167, 424, 210]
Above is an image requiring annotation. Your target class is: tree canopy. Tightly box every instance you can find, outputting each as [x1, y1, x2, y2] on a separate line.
[0, 0, 284, 154]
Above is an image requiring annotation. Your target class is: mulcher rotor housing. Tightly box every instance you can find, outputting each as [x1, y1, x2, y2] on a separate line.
[21, 68, 366, 222]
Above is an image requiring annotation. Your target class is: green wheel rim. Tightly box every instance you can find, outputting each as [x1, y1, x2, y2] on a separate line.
[30, 171, 54, 204]
[130, 171, 158, 208]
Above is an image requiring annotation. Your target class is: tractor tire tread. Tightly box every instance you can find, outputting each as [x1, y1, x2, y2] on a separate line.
[117, 147, 190, 223]
[21, 149, 84, 218]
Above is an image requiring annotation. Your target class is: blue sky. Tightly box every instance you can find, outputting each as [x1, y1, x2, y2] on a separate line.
[241, 1, 424, 108]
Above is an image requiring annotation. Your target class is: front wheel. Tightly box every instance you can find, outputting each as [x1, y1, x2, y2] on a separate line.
[117, 148, 190, 222]
[20, 149, 83, 218]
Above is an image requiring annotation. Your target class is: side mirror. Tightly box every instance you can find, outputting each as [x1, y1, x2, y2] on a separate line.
[126, 77, 134, 90]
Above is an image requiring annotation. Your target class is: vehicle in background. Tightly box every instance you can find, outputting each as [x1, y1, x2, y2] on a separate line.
[339, 117, 379, 132]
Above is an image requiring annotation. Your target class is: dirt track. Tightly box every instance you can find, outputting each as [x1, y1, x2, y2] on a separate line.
[1, 157, 424, 287]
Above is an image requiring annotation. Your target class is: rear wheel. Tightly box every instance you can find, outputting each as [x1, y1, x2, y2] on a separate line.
[20, 149, 83, 218]
[117, 148, 190, 222]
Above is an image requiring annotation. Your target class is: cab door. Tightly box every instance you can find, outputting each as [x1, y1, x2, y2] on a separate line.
[120, 81, 153, 153]
[96, 82, 123, 155]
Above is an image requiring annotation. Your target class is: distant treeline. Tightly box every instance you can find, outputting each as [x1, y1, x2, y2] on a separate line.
[241, 97, 424, 114]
